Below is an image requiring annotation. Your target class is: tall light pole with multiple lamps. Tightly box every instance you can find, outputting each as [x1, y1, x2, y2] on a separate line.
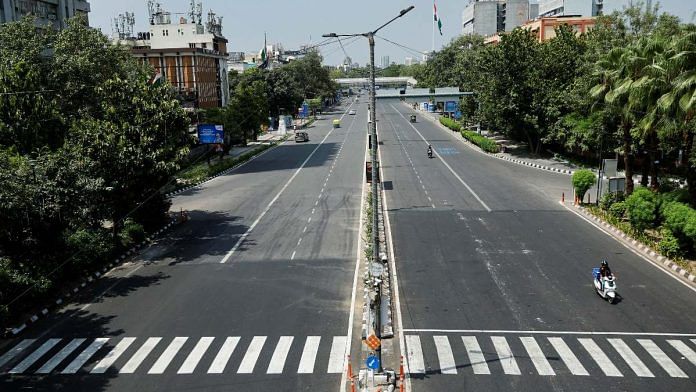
[323, 4, 415, 374]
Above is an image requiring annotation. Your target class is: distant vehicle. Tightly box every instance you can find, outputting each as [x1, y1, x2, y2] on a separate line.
[410, 114, 416, 123]
[333, 119, 341, 128]
[349, 110, 356, 115]
[294, 131, 309, 142]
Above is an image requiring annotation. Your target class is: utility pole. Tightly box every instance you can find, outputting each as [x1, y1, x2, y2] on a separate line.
[323, 4, 414, 379]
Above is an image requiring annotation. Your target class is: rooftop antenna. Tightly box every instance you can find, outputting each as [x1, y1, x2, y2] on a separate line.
[112, 11, 135, 39]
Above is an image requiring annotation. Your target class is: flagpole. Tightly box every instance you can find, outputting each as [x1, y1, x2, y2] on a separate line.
[432, 1, 435, 53]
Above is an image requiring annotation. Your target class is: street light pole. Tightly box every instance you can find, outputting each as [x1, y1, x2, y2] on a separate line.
[323, 5, 414, 377]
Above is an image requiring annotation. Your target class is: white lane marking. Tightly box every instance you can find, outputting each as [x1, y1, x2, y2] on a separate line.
[298, 336, 321, 374]
[341, 142, 367, 391]
[577, 338, 622, 377]
[303, 226, 307, 233]
[637, 339, 687, 378]
[462, 336, 490, 375]
[402, 329, 696, 336]
[148, 337, 188, 374]
[431, 204, 436, 209]
[62, 338, 109, 374]
[297, 237, 302, 246]
[267, 336, 294, 374]
[548, 337, 589, 376]
[91, 337, 136, 374]
[219, 106, 350, 264]
[61, 338, 109, 374]
[315, 200, 319, 206]
[491, 336, 521, 375]
[520, 337, 555, 376]
[308, 217, 312, 223]
[0, 339, 35, 368]
[390, 104, 491, 212]
[237, 336, 266, 374]
[10, 339, 61, 374]
[433, 336, 457, 374]
[37, 338, 86, 374]
[405, 335, 425, 374]
[207, 337, 239, 374]
[327, 336, 347, 373]
[291, 251, 296, 260]
[667, 340, 696, 367]
[608, 338, 654, 377]
[178, 337, 214, 374]
[120, 337, 161, 374]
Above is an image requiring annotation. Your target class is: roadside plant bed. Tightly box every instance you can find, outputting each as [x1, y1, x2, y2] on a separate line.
[166, 138, 286, 194]
[585, 200, 696, 275]
[461, 131, 500, 153]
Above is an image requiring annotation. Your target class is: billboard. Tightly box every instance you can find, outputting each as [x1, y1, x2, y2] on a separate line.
[445, 101, 457, 112]
[198, 124, 224, 144]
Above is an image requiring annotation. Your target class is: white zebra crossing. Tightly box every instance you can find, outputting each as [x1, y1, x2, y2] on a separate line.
[403, 334, 696, 379]
[1, 335, 346, 376]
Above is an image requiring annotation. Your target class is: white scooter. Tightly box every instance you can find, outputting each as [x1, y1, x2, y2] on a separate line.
[592, 268, 617, 304]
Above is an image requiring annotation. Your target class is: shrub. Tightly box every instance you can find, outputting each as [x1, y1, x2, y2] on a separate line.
[66, 229, 113, 269]
[624, 187, 658, 233]
[440, 117, 462, 132]
[461, 131, 499, 153]
[657, 228, 682, 258]
[658, 189, 691, 216]
[609, 201, 627, 219]
[600, 191, 625, 211]
[119, 218, 145, 247]
[572, 169, 596, 202]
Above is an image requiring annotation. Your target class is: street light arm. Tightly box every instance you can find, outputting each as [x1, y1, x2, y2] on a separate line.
[372, 5, 415, 34]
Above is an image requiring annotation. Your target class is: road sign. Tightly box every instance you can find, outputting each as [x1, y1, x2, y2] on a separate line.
[370, 262, 384, 277]
[365, 334, 381, 350]
[366, 355, 380, 370]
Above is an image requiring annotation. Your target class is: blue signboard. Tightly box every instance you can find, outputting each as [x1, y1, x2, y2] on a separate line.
[198, 124, 224, 144]
[366, 355, 380, 370]
[445, 101, 457, 113]
[454, 110, 463, 120]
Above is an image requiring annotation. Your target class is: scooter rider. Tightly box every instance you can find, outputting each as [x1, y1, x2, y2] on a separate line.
[598, 259, 612, 289]
[427, 144, 433, 158]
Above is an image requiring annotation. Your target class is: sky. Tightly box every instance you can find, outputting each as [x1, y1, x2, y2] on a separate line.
[89, 0, 696, 66]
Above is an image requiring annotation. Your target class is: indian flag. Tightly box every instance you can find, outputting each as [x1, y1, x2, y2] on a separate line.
[434, 1, 443, 36]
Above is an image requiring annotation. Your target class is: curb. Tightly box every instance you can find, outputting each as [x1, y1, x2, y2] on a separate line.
[411, 104, 583, 177]
[164, 137, 287, 198]
[573, 204, 696, 285]
[5, 218, 181, 338]
[494, 153, 576, 175]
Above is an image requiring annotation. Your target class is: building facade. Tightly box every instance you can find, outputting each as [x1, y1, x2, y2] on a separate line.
[0, 0, 90, 28]
[484, 15, 596, 44]
[538, 0, 603, 18]
[115, 3, 229, 109]
[462, 0, 534, 37]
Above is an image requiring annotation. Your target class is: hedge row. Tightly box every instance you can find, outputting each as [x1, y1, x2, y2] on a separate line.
[600, 188, 696, 258]
[175, 142, 277, 189]
[438, 117, 499, 153]
[461, 131, 500, 153]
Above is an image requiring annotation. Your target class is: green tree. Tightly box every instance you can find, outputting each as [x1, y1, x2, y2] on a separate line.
[572, 169, 597, 202]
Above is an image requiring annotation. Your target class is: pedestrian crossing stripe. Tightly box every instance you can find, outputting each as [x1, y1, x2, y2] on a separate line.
[0, 335, 348, 375]
[404, 334, 696, 378]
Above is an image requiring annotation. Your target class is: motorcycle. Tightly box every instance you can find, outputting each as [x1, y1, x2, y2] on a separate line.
[592, 268, 617, 304]
[427, 149, 433, 159]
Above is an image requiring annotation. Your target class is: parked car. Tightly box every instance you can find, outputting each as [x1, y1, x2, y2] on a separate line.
[294, 131, 309, 142]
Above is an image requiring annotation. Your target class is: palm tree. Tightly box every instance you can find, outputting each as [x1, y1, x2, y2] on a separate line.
[591, 46, 637, 194]
[658, 29, 696, 204]
[627, 35, 670, 190]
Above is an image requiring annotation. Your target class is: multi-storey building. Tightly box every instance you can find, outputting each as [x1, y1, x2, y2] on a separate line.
[538, 0, 603, 18]
[0, 0, 90, 28]
[115, 2, 229, 109]
[462, 0, 534, 37]
[484, 15, 596, 44]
